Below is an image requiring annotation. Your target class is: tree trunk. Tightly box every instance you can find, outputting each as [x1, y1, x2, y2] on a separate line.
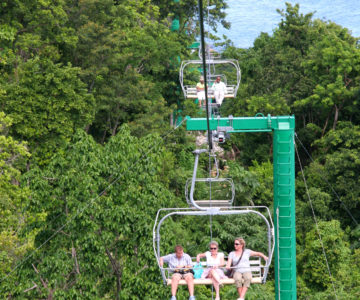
[321, 109, 332, 137]
[333, 105, 339, 130]
[105, 248, 122, 300]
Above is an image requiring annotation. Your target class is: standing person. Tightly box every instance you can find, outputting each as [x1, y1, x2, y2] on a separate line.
[226, 238, 268, 300]
[211, 76, 227, 107]
[196, 241, 227, 300]
[196, 76, 206, 107]
[159, 245, 196, 300]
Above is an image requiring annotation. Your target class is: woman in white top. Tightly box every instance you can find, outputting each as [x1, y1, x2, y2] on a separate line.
[226, 237, 268, 300]
[196, 76, 206, 107]
[196, 241, 227, 300]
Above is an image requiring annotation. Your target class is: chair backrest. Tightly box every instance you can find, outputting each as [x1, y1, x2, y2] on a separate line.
[184, 85, 236, 99]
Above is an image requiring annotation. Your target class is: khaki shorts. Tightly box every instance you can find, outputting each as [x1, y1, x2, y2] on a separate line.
[233, 271, 252, 288]
[172, 272, 194, 280]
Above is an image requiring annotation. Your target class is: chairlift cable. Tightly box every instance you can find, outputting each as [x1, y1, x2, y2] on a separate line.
[203, 0, 214, 266]
[294, 133, 358, 225]
[208, 145, 214, 299]
[198, 0, 212, 150]
[295, 142, 338, 299]
[208, 153, 213, 241]
[206, 0, 212, 81]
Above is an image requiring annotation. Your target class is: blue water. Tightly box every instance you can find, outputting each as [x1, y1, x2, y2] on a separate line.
[217, 0, 360, 48]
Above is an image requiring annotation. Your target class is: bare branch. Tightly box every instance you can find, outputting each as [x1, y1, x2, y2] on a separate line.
[32, 264, 48, 289]
[134, 264, 148, 277]
[72, 247, 80, 274]
[23, 282, 38, 293]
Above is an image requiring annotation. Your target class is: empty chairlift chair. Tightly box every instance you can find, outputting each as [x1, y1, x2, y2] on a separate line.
[185, 150, 235, 208]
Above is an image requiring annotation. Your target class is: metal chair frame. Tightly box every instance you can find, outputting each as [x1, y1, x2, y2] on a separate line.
[179, 59, 241, 99]
[153, 206, 275, 285]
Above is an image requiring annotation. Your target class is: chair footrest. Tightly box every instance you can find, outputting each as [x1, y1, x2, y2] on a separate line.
[193, 200, 232, 207]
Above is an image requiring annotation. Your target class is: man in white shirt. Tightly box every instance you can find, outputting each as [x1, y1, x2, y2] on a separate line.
[212, 76, 227, 107]
[160, 245, 196, 300]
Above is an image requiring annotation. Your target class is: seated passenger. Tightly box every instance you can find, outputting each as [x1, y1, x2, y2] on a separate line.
[159, 245, 196, 300]
[196, 76, 206, 107]
[196, 241, 227, 300]
[226, 237, 268, 300]
[211, 76, 226, 107]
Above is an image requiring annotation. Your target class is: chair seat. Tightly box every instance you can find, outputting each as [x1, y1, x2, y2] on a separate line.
[186, 94, 235, 99]
[167, 277, 262, 285]
[185, 86, 235, 99]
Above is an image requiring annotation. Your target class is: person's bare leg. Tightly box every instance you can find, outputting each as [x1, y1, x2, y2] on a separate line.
[237, 287, 243, 297]
[240, 286, 248, 298]
[210, 270, 221, 299]
[171, 275, 180, 296]
[185, 274, 194, 296]
[211, 277, 220, 299]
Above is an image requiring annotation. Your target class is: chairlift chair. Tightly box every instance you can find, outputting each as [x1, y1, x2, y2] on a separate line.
[153, 206, 275, 286]
[185, 149, 235, 208]
[179, 59, 241, 100]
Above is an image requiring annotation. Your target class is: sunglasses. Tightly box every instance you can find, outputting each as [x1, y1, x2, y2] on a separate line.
[210, 247, 217, 250]
[234, 243, 241, 246]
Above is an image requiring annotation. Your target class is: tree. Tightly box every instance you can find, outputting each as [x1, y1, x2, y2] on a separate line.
[0, 0, 77, 58]
[3, 126, 181, 299]
[0, 112, 38, 296]
[241, 3, 316, 104]
[296, 122, 360, 228]
[294, 21, 360, 135]
[298, 220, 352, 295]
[0, 58, 95, 165]
[152, 0, 230, 35]
[64, 0, 182, 141]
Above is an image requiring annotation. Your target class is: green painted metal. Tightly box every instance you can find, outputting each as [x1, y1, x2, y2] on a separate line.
[273, 128, 296, 300]
[171, 18, 180, 31]
[188, 41, 200, 49]
[185, 115, 295, 132]
[186, 114, 297, 299]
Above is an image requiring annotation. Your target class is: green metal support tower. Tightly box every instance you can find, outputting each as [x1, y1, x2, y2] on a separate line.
[186, 115, 296, 300]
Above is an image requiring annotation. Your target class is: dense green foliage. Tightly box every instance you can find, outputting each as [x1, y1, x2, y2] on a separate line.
[0, 1, 360, 299]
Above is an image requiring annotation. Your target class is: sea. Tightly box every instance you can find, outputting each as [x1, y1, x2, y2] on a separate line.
[216, 0, 360, 48]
